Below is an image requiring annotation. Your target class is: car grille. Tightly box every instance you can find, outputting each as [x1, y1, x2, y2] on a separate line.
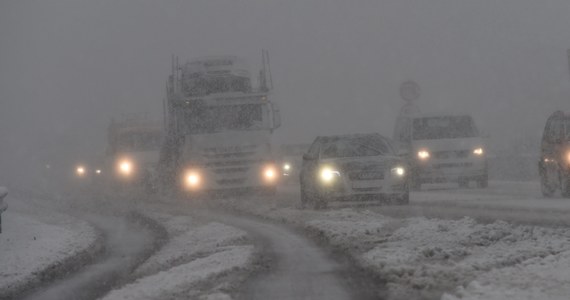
[432, 150, 470, 159]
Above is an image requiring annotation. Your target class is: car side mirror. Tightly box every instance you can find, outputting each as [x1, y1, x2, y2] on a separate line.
[302, 153, 316, 161]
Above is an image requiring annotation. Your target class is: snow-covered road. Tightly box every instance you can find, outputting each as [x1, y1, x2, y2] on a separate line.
[6, 180, 570, 300]
[217, 181, 570, 300]
[196, 211, 369, 300]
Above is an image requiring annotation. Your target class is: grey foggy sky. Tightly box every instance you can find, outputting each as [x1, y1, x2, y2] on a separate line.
[2, 0, 570, 178]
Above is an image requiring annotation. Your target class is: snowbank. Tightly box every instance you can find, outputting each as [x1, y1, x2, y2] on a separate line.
[102, 211, 254, 300]
[442, 250, 570, 300]
[0, 210, 100, 298]
[102, 245, 254, 300]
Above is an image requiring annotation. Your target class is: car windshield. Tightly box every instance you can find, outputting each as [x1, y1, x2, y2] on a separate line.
[319, 135, 392, 158]
[413, 116, 477, 140]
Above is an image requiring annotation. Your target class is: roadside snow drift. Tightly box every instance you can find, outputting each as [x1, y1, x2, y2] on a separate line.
[102, 212, 254, 300]
[102, 245, 253, 300]
[0, 210, 99, 298]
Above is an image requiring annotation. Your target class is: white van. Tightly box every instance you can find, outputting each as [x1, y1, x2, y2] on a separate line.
[395, 113, 488, 189]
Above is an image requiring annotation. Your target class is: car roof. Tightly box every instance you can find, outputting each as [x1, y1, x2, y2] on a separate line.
[549, 110, 570, 120]
[315, 133, 387, 143]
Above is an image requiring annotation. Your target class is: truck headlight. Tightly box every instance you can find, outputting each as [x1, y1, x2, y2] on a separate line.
[320, 166, 340, 183]
[76, 165, 86, 176]
[184, 170, 201, 189]
[391, 166, 406, 177]
[263, 165, 278, 182]
[417, 150, 430, 160]
[118, 160, 133, 176]
[473, 147, 484, 156]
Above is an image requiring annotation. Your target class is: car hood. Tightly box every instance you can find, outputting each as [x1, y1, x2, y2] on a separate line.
[320, 155, 403, 173]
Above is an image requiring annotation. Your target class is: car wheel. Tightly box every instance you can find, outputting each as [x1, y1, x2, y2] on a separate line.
[300, 185, 310, 209]
[394, 192, 409, 205]
[540, 171, 556, 198]
[560, 170, 570, 198]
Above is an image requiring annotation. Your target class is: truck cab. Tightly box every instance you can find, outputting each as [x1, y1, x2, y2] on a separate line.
[396, 113, 488, 189]
[160, 55, 281, 195]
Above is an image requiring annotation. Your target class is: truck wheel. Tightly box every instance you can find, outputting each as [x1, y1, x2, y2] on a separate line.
[393, 192, 409, 205]
[411, 174, 422, 191]
[560, 171, 570, 198]
[476, 175, 488, 189]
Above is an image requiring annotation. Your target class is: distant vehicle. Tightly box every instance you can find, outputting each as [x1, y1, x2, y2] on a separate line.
[299, 134, 409, 209]
[0, 187, 7, 233]
[539, 111, 570, 197]
[106, 115, 163, 192]
[394, 112, 488, 189]
[279, 143, 310, 183]
[159, 54, 281, 196]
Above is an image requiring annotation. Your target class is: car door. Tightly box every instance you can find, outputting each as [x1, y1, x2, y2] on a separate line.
[300, 138, 322, 193]
[543, 119, 563, 179]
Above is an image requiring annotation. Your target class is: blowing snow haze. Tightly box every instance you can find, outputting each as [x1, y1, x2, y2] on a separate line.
[1, 0, 570, 184]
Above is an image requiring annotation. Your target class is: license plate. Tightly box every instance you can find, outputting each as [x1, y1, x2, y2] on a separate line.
[354, 172, 384, 180]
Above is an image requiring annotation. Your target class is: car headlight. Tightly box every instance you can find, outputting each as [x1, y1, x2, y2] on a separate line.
[76, 165, 86, 176]
[118, 160, 133, 176]
[283, 163, 291, 171]
[95, 169, 102, 175]
[263, 165, 278, 182]
[473, 147, 484, 156]
[320, 166, 340, 183]
[417, 150, 430, 160]
[391, 166, 406, 177]
[184, 170, 202, 189]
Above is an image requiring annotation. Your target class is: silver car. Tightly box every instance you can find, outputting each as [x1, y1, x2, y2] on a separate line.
[300, 134, 409, 209]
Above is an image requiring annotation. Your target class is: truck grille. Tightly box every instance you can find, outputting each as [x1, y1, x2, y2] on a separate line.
[349, 171, 385, 180]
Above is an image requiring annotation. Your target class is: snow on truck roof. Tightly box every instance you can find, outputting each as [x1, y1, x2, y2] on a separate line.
[183, 56, 250, 78]
[411, 111, 473, 119]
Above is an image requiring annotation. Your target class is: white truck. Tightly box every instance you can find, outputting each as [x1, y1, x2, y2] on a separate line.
[159, 54, 281, 196]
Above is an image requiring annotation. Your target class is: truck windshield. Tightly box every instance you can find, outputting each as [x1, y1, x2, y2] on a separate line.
[118, 132, 162, 151]
[182, 76, 250, 97]
[183, 104, 265, 133]
[320, 136, 392, 159]
[413, 116, 477, 140]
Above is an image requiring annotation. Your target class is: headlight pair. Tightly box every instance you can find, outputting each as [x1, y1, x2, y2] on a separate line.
[417, 147, 485, 160]
[75, 165, 103, 177]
